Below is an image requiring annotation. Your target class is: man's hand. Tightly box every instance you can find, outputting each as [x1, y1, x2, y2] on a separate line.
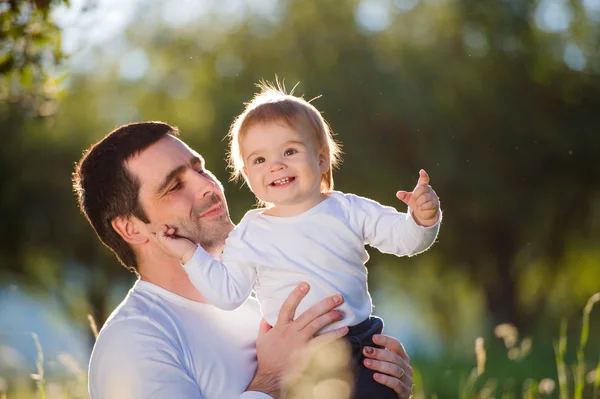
[396, 169, 440, 227]
[246, 283, 349, 399]
[151, 225, 197, 263]
[363, 334, 414, 399]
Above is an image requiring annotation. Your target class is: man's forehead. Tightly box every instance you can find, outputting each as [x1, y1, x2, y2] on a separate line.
[126, 136, 204, 184]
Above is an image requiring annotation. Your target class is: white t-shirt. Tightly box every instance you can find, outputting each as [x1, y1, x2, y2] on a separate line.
[88, 280, 272, 399]
[184, 191, 441, 333]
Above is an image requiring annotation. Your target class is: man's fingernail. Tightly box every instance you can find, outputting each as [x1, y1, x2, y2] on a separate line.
[300, 283, 309, 292]
[364, 347, 374, 355]
[333, 295, 342, 304]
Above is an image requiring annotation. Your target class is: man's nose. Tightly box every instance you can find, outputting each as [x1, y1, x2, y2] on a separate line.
[192, 171, 217, 198]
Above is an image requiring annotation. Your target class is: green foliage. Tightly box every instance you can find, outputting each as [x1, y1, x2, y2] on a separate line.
[0, 1, 599, 396]
[0, 0, 68, 115]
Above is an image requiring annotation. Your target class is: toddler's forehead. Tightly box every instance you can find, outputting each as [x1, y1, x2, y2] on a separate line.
[246, 119, 315, 141]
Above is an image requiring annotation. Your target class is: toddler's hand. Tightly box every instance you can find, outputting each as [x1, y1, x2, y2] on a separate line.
[396, 169, 440, 227]
[152, 225, 197, 264]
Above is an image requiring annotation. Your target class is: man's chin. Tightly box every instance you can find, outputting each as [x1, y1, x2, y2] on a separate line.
[205, 213, 233, 228]
[195, 216, 234, 242]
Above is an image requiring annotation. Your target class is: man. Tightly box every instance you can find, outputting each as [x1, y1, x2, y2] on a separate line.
[74, 121, 414, 398]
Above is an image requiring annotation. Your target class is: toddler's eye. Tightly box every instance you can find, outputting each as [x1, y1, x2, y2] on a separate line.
[254, 157, 265, 164]
[284, 149, 297, 156]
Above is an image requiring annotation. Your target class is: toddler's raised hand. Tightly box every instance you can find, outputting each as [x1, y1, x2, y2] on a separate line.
[152, 225, 197, 264]
[396, 169, 440, 227]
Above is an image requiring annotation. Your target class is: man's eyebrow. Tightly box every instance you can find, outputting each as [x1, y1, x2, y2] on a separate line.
[156, 156, 203, 194]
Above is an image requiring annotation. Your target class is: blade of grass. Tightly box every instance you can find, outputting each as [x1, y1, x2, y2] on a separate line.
[31, 332, 46, 399]
[577, 293, 600, 399]
[522, 379, 538, 399]
[411, 367, 424, 399]
[593, 357, 600, 399]
[554, 319, 569, 399]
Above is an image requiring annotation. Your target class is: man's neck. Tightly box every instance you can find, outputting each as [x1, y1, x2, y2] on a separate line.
[137, 250, 210, 303]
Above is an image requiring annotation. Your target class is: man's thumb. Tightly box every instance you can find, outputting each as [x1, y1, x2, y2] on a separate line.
[258, 319, 272, 336]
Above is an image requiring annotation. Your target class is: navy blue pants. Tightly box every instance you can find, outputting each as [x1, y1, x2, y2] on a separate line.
[345, 316, 397, 399]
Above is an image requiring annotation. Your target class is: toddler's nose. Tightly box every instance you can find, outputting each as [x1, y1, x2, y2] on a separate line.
[269, 161, 286, 173]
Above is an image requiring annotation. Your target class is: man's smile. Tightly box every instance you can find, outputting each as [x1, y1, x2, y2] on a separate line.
[198, 203, 226, 218]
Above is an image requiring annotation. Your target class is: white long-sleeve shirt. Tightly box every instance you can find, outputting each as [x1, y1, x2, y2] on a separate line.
[88, 280, 272, 399]
[184, 191, 441, 333]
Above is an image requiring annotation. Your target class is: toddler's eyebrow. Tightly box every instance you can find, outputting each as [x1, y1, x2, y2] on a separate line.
[283, 140, 305, 147]
[245, 150, 261, 163]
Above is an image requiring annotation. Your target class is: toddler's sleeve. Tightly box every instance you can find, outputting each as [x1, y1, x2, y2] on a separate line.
[183, 228, 257, 310]
[347, 193, 441, 257]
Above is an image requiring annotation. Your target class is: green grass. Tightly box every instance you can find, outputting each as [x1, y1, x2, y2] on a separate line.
[1, 293, 598, 399]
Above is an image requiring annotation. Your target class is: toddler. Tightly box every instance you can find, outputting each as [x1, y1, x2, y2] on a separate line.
[155, 81, 442, 399]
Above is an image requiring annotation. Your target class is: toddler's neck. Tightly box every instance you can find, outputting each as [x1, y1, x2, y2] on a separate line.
[262, 192, 329, 217]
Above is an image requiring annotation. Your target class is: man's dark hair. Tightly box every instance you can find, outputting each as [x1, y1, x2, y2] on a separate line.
[73, 121, 179, 272]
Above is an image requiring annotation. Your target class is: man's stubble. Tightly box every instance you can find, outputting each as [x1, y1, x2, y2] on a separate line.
[172, 193, 234, 254]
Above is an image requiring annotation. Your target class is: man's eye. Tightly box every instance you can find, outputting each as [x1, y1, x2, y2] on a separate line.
[197, 169, 206, 174]
[284, 149, 297, 156]
[169, 182, 182, 192]
[254, 157, 265, 164]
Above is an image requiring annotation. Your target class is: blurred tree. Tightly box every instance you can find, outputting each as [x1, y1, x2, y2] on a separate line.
[0, 0, 68, 116]
[1, 0, 599, 343]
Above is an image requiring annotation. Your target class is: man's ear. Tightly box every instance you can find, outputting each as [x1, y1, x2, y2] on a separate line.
[318, 150, 330, 174]
[111, 215, 149, 245]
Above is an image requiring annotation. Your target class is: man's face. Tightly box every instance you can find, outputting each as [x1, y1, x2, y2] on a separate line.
[127, 135, 234, 253]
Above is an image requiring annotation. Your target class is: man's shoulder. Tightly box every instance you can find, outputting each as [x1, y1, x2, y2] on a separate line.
[94, 288, 170, 350]
[100, 285, 158, 328]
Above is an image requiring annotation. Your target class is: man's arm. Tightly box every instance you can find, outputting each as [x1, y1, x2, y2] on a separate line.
[89, 320, 203, 399]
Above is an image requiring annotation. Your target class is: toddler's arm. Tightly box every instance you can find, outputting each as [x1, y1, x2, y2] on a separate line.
[183, 246, 257, 310]
[152, 225, 257, 310]
[349, 171, 441, 257]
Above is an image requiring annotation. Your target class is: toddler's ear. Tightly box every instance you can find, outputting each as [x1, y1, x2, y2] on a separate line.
[318, 150, 330, 173]
[242, 166, 249, 178]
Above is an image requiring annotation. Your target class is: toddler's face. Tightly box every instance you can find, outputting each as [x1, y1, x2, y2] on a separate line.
[240, 121, 328, 215]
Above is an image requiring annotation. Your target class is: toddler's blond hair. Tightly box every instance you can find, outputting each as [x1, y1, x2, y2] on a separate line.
[228, 80, 342, 193]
